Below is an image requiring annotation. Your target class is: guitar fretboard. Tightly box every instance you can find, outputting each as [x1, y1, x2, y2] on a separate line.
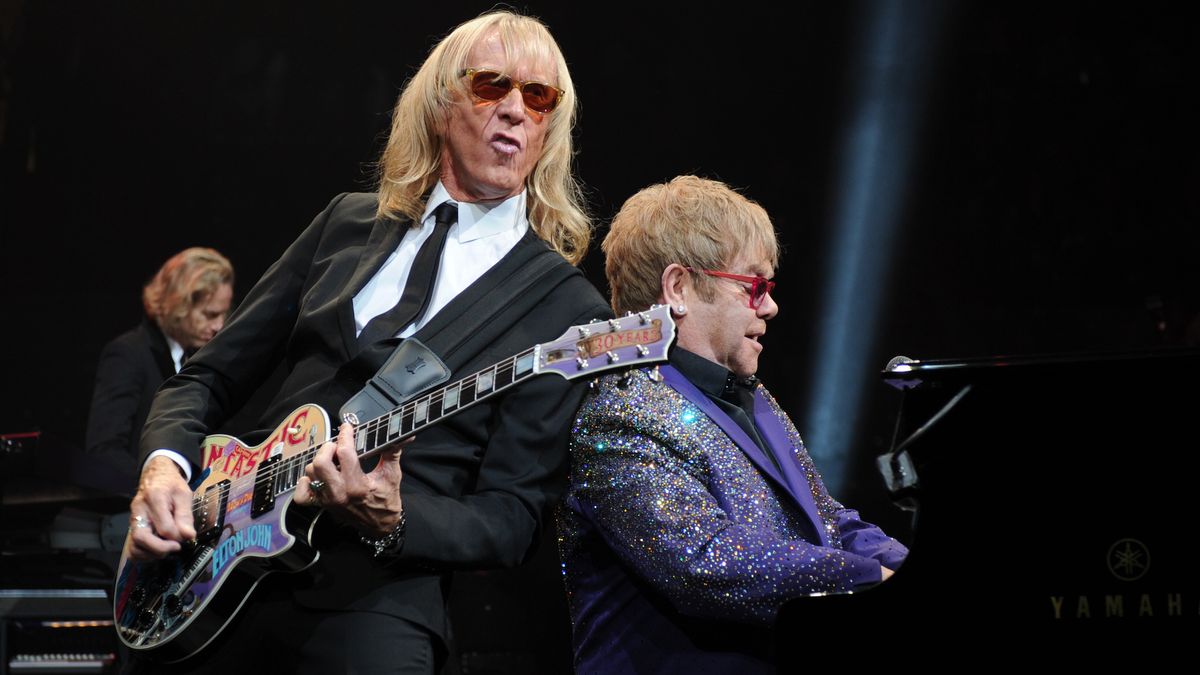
[265, 347, 540, 499]
[190, 306, 673, 519]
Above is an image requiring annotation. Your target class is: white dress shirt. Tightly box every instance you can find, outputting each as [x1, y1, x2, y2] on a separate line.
[352, 182, 529, 339]
[167, 336, 185, 374]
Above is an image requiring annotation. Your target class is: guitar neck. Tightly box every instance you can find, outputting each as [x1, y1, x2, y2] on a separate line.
[354, 346, 538, 457]
[223, 306, 675, 506]
[265, 347, 539, 501]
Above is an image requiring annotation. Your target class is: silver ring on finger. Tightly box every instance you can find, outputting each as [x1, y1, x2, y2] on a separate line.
[133, 515, 150, 529]
[310, 479, 327, 493]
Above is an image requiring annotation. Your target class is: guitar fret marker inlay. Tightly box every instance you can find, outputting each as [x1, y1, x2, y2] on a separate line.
[477, 372, 494, 394]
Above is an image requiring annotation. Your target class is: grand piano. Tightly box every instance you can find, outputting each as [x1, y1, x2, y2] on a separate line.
[778, 348, 1200, 651]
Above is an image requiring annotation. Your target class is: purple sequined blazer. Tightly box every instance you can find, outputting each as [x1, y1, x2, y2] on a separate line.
[558, 365, 908, 674]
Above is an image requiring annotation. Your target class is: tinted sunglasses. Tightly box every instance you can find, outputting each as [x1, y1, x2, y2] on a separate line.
[686, 267, 776, 309]
[461, 68, 564, 114]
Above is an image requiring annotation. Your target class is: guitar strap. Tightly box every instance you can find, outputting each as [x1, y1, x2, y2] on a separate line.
[339, 244, 580, 424]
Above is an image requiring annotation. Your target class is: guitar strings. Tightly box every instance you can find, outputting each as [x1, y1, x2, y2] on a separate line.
[189, 350, 533, 518]
[186, 309, 662, 521]
[193, 361, 524, 513]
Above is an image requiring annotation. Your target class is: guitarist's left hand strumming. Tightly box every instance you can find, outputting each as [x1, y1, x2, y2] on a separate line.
[294, 423, 408, 538]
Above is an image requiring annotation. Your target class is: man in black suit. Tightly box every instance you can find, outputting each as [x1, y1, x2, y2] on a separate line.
[126, 10, 609, 673]
[85, 247, 233, 494]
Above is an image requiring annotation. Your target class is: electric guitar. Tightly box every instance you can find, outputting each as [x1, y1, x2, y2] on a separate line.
[113, 307, 674, 662]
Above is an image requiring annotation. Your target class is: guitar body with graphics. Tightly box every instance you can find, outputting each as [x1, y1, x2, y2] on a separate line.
[113, 405, 331, 662]
[113, 307, 675, 662]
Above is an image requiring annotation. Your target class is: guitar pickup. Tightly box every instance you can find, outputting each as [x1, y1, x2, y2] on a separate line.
[252, 454, 282, 517]
[195, 479, 230, 544]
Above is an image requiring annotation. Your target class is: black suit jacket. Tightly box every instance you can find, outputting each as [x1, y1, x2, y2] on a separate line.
[86, 319, 175, 494]
[140, 192, 612, 641]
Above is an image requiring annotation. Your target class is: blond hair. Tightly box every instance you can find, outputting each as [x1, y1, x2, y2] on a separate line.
[376, 10, 590, 264]
[603, 176, 779, 315]
[142, 247, 234, 333]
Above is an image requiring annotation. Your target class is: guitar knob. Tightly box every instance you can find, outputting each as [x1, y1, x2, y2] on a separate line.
[138, 607, 157, 627]
[165, 595, 183, 617]
[181, 590, 196, 608]
[129, 586, 148, 606]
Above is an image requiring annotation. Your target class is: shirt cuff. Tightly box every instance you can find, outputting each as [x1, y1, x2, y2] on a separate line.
[145, 449, 193, 483]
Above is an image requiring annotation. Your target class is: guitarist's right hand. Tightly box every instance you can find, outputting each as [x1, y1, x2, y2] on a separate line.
[127, 456, 198, 561]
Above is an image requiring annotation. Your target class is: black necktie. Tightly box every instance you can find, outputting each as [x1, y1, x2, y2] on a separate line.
[721, 375, 759, 420]
[358, 201, 457, 346]
[720, 376, 780, 470]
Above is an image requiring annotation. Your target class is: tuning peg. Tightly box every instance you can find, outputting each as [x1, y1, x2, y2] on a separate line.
[578, 326, 592, 338]
[636, 344, 649, 357]
[606, 351, 619, 364]
[608, 318, 620, 330]
[648, 365, 663, 382]
[638, 311, 650, 325]
[576, 356, 590, 370]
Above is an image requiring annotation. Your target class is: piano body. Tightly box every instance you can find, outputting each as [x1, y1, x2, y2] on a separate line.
[778, 348, 1200, 651]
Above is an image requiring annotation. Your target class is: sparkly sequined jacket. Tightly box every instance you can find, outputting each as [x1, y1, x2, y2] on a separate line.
[559, 364, 908, 673]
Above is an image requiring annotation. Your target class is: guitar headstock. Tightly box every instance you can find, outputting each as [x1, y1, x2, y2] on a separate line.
[535, 305, 675, 380]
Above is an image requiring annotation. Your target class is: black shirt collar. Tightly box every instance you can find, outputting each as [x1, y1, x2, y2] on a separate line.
[668, 347, 758, 401]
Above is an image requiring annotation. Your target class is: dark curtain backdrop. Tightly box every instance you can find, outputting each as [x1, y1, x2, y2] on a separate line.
[3, 0, 1198, 536]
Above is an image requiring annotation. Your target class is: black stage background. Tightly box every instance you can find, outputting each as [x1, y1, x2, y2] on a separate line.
[2, 0, 1198, 667]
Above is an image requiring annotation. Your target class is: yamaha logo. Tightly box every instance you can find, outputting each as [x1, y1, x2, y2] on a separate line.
[1107, 538, 1150, 582]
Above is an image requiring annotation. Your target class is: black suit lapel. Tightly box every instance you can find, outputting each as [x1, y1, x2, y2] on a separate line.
[414, 230, 547, 342]
[336, 215, 411, 358]
[141, 320, 176, 379]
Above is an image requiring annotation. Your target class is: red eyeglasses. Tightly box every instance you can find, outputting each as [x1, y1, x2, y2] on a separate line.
[686, 267, 776, 309]
[461, 69, 564, 114]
